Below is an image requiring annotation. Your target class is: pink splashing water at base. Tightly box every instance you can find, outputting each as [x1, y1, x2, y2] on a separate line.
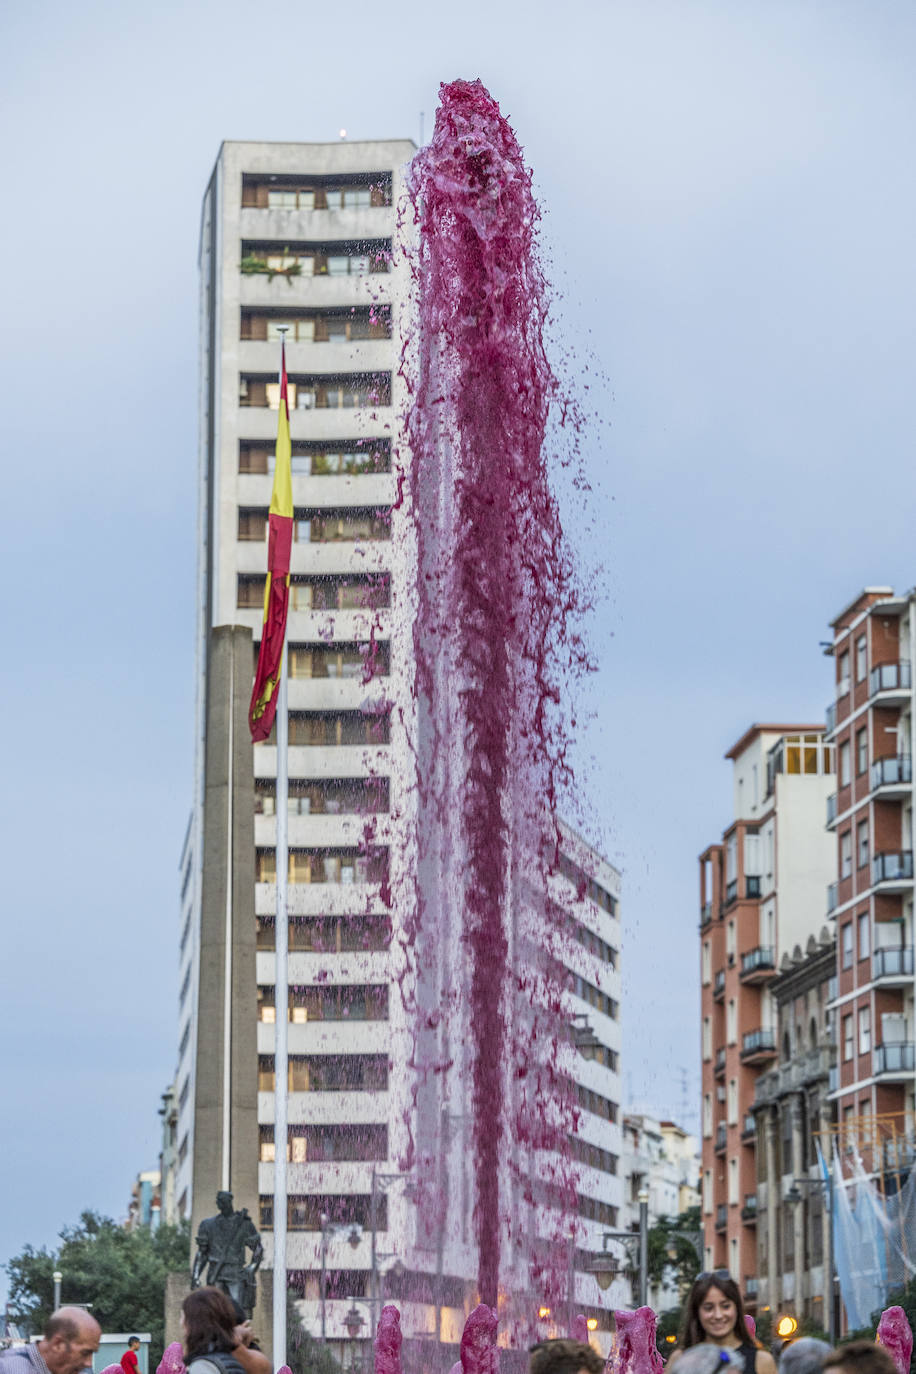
[406, 76, 588, 1317]
[743, 1317, 756, 1342]
[460, 1304, 500, 1374]
[878, 1306, 913, 1374]
[571, 1314, 590, 1343]
[156, 1344, 186, 1374]
[374, 1304, 403, 1374]
[611, 1308, 665, 1374]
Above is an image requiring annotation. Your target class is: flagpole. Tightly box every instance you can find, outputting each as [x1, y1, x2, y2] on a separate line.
[273, 327, 290, 1368]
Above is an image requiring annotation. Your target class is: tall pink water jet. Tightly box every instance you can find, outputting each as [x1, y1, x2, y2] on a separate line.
[878, 1306, 913, 1374]
[460, 1304, 499, 1374]
[156, 1344, 186, 1374]
[407, 76, 582, 1315]
[375, 1304, 403, 1374]
[612, 1309, 665, 1374]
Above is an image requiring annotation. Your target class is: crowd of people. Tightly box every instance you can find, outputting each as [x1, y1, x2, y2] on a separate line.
[0, 1275, 907, 1374]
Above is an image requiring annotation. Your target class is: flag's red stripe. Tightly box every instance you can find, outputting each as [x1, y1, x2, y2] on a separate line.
[267, 511, 293, 575]
[248, 576, 290, 742]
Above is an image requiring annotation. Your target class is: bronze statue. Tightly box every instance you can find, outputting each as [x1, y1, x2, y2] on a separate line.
[191, 1191, 264, 1317]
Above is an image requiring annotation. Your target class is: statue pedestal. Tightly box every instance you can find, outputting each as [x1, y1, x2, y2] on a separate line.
[164, 1273, 191, 1353]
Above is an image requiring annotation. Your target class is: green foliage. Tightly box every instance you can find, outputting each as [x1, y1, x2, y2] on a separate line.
[646, 1206, 703, 1293]
[285, 1290, 340, 1374]
[240, 251, 302, 283]
[6, 1211, 191, 1366]
[654, 1307, 683, 1354]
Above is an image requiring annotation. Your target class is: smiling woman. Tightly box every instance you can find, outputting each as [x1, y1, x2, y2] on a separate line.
[667, 1273, 777, 1374]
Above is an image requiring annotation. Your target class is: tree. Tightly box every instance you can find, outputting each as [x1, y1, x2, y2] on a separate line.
[6, 1211, 191, 1365]
[646, 1206, 703, 1298]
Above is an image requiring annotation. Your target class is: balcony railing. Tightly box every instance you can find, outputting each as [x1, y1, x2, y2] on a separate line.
[746, 875, 762, 898]
[741, 1029, 777, 1061]
[741, 1194, 757, 1221]
[741, 946, 776, 979]
[724, 878, 738, 904]
[713, 970, 726, 999]
[873, 947, 914, 980]
[742, 1114, 756, 1141]
[701, 901, 713, 926]
[745, 1276, 759, 1298]
[873, 852, 914, 885]
[874, 1043, 916, 1076]
[870, 661, 912, 696]
[715, 1204, 727, 1231]
[827, 881, 839, 913]
[872, 756, 913, 790]
[715, 1124, 728, 1153]
[715, 1047, 727, 1076]
[827, 792, 838, 826]
[826, 702, 837, 734]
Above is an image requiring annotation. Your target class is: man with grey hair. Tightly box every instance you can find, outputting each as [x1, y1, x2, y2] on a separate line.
[0, 1309, 101, 1374]
[779, 1340, 833, 1374]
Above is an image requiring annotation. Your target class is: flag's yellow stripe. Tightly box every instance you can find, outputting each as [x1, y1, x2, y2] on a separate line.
[269, 395, 293, 519]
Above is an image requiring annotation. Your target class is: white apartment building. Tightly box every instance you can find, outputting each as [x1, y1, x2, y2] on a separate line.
[174, 138, 624, 1357]
[620, 1114, 700, 1311]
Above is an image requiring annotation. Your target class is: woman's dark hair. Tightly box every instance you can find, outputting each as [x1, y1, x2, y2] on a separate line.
[679, 1272, 747, 1350]
[181, 1287, 239, 1360]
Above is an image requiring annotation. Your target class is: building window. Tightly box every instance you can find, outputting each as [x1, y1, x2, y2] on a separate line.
[840, 741, 851, 788]
[857, 822, 869, 871]
[857, 728, 868, 776]
[843, 1014, 854, 1061]
[703, 1016, 712, 1061]
[727, 1079, 738, 1125]
[842, 922, 854, 970]
[856, 635, 867, 683]
[703, 1094, 713, 1137]
[858, 912, 870, 961]
[859, 1006, 871, 1055]
[840, 824, 856, 879]
[727, 999, 737, 1045]
[838, 651, 850, 695]
[728, 1157, 739, 1205]
[726, 920, 736, 964]
[702, 941, 711, 985]
[704, 1169, 713, 1215]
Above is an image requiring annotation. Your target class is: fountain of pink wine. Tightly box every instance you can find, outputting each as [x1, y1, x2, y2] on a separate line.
[405, 78, 587, 1319]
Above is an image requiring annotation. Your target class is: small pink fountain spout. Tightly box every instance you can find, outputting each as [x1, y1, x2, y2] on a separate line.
[276, 1367, 293, 1374]
[878, 1306, 913, 1374]
[571, 1315, 590, 1343]
[744, 1316, 756, 1342]
[375, 1305, 403, 1374]
[460, 1304, 499, 1374]
[613, 1309, 665, 1374]
[156, 1344, 186, 1374]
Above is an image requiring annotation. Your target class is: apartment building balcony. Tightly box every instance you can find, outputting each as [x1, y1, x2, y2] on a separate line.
[742, 1114, 756, 1143]
[240, 406, 393, 446]
[873, 852, 914, 891]
[724, 878, 738, 906]
[873, 947, 915, 985]
[741, 1029, 777, 1065]
[872, 755, 913, 797]
[827, 792, 838, 828]
[827, 881, 839, 914]
[741, 1194, 757, 1222]
[873, 1043, 916, 1079]
[740, 946, 776, 984]
[746, 875, 762, 898]
[753, 1046, 833, 1104]
[701, 901, 713, 928]
[239, 271, 394, 310]
[715, 1123, 727, 1155]
[239, 205, 394, 242]
[255, 746, 392, 783]
[254, 814, 395, 850]
[745, 1276, 759, 1300]
[715, 1204, 727, 1232]
[239, 338, 393, 376]
[825, 702, 837, 736]
[714, 1048, 727, 1078]
[257, 1021, 389, 1057]
[713, 970, 726, 1000]
[870, 660, 912, 704]
[258, 1089, 390, 1127]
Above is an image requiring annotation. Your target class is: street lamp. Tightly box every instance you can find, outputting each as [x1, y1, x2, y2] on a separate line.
[320, 1216, 362, 1342]
[344, 1305, 365, 1374]
[52, 1272, 62, 1311]
[786, 1175, 835, 1343]
[586, 1192, 650, 1309]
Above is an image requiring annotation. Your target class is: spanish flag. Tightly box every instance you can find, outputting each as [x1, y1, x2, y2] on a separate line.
[249, 342, 293, 742]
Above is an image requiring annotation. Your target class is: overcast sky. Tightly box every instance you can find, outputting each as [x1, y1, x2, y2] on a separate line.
[2, 0, 915, 1296]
